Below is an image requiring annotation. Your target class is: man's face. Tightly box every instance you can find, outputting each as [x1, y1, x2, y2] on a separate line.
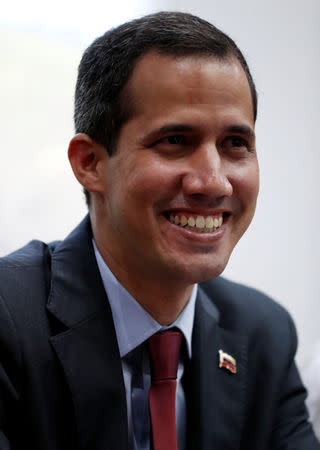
[99, 52, 259, 285]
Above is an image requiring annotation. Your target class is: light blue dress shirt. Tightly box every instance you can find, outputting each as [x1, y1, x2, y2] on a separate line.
[93, 240, 197, 450]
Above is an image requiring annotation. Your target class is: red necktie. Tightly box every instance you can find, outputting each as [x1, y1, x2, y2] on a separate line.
[148, 330, 183, 450]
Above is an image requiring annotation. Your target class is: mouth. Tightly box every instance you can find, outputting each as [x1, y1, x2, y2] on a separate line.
[163, 211, 230, 233]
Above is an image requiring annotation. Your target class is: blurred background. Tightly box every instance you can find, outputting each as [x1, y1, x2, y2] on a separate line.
[1, 0, 319, 434]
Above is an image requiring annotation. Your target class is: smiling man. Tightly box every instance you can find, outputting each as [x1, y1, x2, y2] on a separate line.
[0, 11, 319, 450]
[73, 51, 259, 325]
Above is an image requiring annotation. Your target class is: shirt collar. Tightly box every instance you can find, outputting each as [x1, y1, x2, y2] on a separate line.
[93, 239, 197, 359]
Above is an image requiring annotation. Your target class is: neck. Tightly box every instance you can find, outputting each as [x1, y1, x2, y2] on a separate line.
[91, 214, 194, 325]
[119, 272, 194, 325]
[99, 241, 194, 325]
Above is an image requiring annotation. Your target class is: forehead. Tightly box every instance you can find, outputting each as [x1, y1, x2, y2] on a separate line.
[123, 51, 254, 124]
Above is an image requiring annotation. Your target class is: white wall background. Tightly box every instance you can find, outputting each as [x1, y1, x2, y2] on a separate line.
[1, 0, 319, 429]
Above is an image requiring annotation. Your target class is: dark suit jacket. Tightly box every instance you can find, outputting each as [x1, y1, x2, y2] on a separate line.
[0, 216, 319, 450]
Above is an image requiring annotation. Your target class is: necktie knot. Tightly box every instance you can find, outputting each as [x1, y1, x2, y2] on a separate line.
[148, 330, 183, 381]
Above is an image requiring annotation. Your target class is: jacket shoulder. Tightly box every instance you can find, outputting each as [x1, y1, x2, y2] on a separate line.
[1, 240, 45, 267]
[200, 276, 296, 351]
[0, 240, 61, 310]
[0, 240, 60, 269]
[201, 276, 288, 317]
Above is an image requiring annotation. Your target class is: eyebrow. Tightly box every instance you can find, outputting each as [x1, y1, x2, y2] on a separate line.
[144, 124, 194, 142]
[143, 122, 255, 142]
[224, 124, 255, 140]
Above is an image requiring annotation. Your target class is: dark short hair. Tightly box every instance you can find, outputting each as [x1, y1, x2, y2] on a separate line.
[74, 11, 258, 206]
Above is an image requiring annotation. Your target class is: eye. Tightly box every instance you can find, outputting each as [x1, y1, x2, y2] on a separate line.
[153, 134, 188, 153]
[223, 136, 251, 155]
[152, 133, 190, 158]
[163, 135, 186, 145]
[230, 136, 248, 148]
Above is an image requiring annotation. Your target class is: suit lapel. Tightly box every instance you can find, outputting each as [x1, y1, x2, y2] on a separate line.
[186, 287, 248, 450]
[47, 216, 128, 450]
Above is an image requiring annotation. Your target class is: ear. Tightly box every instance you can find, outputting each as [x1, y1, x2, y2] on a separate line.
[68, 133, 108, 194]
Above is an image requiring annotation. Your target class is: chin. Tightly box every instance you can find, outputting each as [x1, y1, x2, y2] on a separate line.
[192, 265, 227, 283]
[172, 256, 230, 285]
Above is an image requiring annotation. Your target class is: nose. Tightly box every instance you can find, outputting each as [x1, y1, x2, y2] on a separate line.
[182, 144, 233, 200]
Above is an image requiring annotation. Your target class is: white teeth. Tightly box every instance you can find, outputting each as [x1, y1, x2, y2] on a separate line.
[180, 215, 188, 226]
[205, 216, 214, 228]
[188, 216, 196, 227]
[196, 216, 205, 229]
[213, 218, 219, 228]
[168, 213, 224, 232]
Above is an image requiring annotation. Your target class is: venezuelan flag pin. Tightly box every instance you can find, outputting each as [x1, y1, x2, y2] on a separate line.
[219, 349, 237, 374]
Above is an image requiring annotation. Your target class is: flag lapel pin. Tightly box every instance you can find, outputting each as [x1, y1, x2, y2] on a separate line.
[218, 349, 237, 374]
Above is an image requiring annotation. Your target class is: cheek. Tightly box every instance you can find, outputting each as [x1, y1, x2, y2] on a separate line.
[125, 157, 181, 203]
[230, 162, 260, 211]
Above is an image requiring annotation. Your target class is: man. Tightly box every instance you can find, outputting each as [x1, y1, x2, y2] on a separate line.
[0, 11, 319, 450]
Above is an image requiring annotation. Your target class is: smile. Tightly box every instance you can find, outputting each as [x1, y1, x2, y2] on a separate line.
[168, 212, 224, 233]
